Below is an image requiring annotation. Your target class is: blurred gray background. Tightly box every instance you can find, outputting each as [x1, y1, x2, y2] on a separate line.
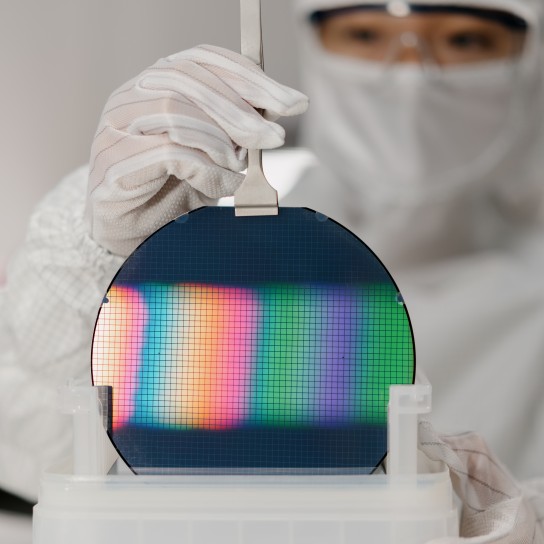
[0, 0, 301, 269]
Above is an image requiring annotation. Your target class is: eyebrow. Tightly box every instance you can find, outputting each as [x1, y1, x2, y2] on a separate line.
[309, 4, 529, 32]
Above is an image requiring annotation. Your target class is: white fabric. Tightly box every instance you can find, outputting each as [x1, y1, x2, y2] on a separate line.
[284, 147, 544, 481]
[281, 0, 544, 491]
[282, 143, 544, 543]
[0, 167, 123, 501]
[299, 52, 538, 209]
[87, 44, 308, 257]
[420, 421, 544, 543]
[295, 0, 543, 211]
[292, 0, 541, 24]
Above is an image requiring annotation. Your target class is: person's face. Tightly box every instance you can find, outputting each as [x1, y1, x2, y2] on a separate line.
[317, 9, 527, 66]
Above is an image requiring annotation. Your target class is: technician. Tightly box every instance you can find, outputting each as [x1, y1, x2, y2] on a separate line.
[0, 1, 543, 540]
[288, 0, 544, 481]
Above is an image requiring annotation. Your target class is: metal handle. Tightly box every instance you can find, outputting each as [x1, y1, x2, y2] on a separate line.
[240, 0, 264, 69]
[235, 0, 278, 217]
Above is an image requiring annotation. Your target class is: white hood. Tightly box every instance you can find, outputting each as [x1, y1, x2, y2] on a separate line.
[286, 0, 544, 267]
[293, 0, 542, 24]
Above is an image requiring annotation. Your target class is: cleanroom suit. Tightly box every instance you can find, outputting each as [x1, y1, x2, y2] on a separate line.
[0, 0, 543, 540]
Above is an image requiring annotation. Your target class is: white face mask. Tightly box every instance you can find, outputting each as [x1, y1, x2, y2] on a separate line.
[300, 45, 533, 209]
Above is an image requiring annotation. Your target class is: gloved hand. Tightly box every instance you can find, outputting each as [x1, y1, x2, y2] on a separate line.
[86, 44, 308, 257]
[419, 421, 544, 543]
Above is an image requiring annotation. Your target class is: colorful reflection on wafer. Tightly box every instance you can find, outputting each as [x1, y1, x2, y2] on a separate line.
[92, 282, 412, 432]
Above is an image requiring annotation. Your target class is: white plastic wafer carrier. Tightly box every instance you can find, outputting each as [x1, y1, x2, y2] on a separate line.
[33, 377, 459, 544]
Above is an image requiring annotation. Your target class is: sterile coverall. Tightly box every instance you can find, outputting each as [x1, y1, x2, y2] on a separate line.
[289, 0, 544, 479]
[0, 0, 543, 541]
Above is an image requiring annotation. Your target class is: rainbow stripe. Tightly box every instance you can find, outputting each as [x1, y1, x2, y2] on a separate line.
[92, 282, 413, 432]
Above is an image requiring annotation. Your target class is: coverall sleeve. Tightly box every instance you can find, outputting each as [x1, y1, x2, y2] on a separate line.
[0, 166, 123, 501]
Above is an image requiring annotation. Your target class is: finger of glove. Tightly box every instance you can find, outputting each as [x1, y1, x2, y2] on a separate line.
[140, 60, 286, 150]
[126, 112, 247, 172]
[166, 45, 309, 119]
[90, 148, 244, 256]
[93, 93, 247, 173]
[89, 126, 244, 197]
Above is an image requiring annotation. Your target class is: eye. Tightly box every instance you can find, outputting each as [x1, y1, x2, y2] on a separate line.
[447, 31, 494, 50]
[346, 28, 382, 44]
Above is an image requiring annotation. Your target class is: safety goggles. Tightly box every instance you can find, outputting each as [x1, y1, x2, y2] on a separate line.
[310, 2, 529, 66]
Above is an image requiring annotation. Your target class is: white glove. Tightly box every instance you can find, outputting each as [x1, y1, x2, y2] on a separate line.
[419, 421, 544, 543]
[86, 44, 308, 256]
